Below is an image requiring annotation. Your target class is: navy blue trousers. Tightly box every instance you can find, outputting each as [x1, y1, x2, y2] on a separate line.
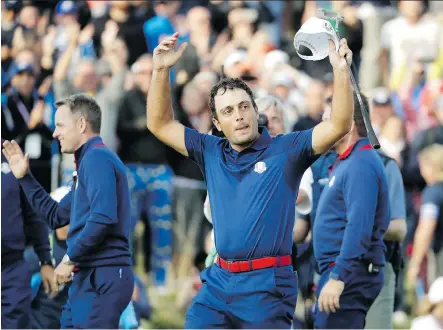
[314, 263, 384, 329]
[60, 265, 134, 329]
[185, 264, 298, 329]
[1, 258, 32, 329]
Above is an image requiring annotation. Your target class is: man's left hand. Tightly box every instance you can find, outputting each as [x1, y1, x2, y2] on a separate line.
[54, 263, 74, 289]
[318, 278, 344, 313]
[40, 264, 58, 299]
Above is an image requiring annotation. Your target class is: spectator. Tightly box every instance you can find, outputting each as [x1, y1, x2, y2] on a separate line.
[407, 144, 443, 284]
[52, 21, 127, 183]
[380, 0, 441, 89]
[292, 80, 325, 131]
[1, 64, 53, 191]
[117, 54, 174, 289]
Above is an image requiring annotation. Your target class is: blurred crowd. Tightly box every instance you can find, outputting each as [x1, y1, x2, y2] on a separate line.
[1, 0, 443, 328]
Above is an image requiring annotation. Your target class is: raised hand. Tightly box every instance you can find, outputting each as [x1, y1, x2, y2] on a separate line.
[2, 140, 30, 179]
[328, 38, 352, 71]
[153, 32, 188, 70]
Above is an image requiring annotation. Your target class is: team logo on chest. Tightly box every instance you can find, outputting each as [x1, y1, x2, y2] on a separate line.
[254, 161, 267, 174]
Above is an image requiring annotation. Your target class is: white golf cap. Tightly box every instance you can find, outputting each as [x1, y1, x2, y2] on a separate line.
[271, 71, 293, 88]
[294, 17, 339, 61]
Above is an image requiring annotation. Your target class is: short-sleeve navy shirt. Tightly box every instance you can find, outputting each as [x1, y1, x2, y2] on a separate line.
[185, 127, 318, 260]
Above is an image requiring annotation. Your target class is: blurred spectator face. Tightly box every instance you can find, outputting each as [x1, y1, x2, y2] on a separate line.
[111, 1, 130, 11]
[14, 49, 38, 69]
[53, 105, 83, 153]
[73, 61, 98, 93]
[187, 7, 211, 35]
[228, 8, 257, 42]
[419, 145, 443, 184]
[399, 0, 424, 20]
[305, 81, 325, 120]
[182, 82, 206, 116]
[322, 93, 333, 121]
[132, 56, 153, 95]
[154, 1, 181, 19]
[193, 72, 218, 95]
[19, 6, 39, 30]
[12, 69, 36, 97]
[212, 88, 259, 147]
[263, 105, 285, 137]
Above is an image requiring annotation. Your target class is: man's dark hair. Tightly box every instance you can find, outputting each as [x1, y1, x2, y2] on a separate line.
[55, 94, 102, 133]
[209, 78, 257, 119]
[353, 92, 369, 138]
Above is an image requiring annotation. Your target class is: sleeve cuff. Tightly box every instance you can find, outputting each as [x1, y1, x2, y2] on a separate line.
[332, 262, 350, 282]
[37, 251, 53, 265]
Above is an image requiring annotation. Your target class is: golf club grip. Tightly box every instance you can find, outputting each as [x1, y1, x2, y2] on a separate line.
[348, 67, 380, 149]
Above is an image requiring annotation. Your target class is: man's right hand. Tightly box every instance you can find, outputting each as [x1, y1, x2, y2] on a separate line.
[153, 32, 188, 71]
[2, 140, 30, 179]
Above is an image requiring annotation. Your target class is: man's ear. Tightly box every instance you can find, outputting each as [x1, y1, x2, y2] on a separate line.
[78, 116, 87, 134]
[212, 117, 222, 132]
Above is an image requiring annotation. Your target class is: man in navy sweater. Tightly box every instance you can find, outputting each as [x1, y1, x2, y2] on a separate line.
[1, 149, 56, 329]
[313, 93, 390, 329]
[2, 94, 134, 328]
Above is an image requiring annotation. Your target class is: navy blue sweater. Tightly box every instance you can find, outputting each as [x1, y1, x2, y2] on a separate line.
[19, 136, 132, 268]
[1, 153, 52, 267]
[313, 138, 390, 281]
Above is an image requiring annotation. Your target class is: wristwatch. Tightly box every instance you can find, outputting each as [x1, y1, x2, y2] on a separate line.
[62, 254, 76, 266]
[39, 259, 53, 267]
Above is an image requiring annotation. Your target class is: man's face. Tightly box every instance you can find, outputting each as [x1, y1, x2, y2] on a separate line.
[19, 6, 39, 30]
[12, 71, 36, 96]
[263, 106, 285, 137]
[134, 59, 153, 94]
[53, 105, 83, 154]
[74, 62, 98, 93]
[306, 82, 325, 120]
[213, 88, 259, 147]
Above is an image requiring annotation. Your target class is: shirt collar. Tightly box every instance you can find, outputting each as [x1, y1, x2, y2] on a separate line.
[337, 137, 371, 160]
[74, 136, 104, 170]
[225, 127, 271, 153]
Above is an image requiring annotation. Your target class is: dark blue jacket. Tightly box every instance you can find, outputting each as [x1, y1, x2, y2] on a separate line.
[314, 138, 390, 280]
[1, 153, 51, 267]
[19, 136, 132, 268]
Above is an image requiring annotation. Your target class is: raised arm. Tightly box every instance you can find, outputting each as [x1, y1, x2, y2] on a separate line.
[147, 33, 189, 157]
[2, 140, 71, 229]
[312, 39, 354, 155]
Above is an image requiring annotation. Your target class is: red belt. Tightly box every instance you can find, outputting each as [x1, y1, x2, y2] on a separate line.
[72, 267, 80, 273]
[216, 255, 292, 273]
[328, 262, 336, 269]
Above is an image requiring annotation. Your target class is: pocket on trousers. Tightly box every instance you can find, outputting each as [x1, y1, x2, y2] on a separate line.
[272, 267, 298, 299]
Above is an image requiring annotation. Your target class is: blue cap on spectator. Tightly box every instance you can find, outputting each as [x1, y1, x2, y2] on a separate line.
[13, 63, 34, 76]
[55, 1, 78, 15]
[4, 0, 21, 11]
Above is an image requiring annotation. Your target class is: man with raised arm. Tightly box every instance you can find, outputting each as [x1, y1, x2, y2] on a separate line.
[147, 32, 353, 329]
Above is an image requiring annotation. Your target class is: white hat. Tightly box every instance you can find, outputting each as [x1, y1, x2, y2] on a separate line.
[428, 277, 443, 304]
[263, 50, 289, 71]
[223, 50, 248, 69]
[294, 17, 339, 61]
[271, 71, 293, 88]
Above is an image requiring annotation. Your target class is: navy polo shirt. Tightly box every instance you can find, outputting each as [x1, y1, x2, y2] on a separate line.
[185, 126, 318, 260]
[313, 138, 390, 280]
